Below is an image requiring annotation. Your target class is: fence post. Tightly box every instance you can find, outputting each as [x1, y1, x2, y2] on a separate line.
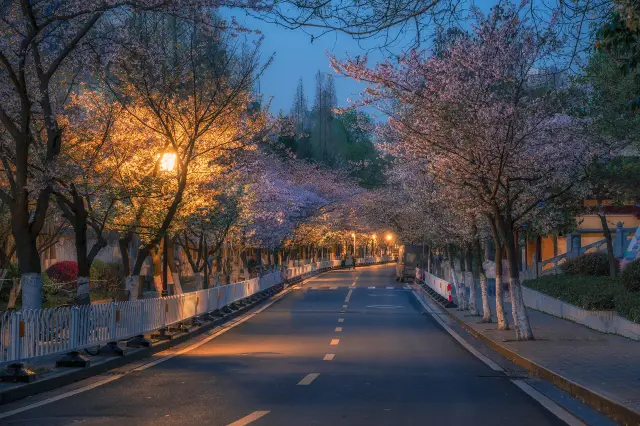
[8, 311, 22, 361]
[69, 307, 79, 349]
[108, 303, 118, 341]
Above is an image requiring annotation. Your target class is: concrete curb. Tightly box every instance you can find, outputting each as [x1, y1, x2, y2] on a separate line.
[415, 283, 640, 426]
[0, 269, 329, 406]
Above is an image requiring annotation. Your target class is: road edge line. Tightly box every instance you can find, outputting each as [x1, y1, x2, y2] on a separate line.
[411, 287, 586, 426]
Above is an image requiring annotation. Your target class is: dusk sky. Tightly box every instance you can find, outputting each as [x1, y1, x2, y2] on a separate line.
[234, 13, 403, 117]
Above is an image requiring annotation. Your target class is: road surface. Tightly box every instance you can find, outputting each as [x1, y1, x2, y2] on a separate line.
[1, 265, 567, 425]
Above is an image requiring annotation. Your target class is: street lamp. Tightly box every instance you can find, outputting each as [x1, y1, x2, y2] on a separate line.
[385, 234, 393, 255]
[160, 151, 176, 297]
[351, 233, 356, 256]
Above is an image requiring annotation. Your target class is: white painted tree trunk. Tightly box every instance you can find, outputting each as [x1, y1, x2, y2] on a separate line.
[152, 275, 163, 294]
[451, 269, 465, 310]
[479, 270, 491, 323]
[509, 276, 534, 340]
[21, 273, 43, 310]
[495, 273, 509, 330]
[171, 272, 183, 294]
[465, 271, 478, 315]
[76, 276, 91, 305]
[126, 275, 140, 301]
[194, 272, 203, 291]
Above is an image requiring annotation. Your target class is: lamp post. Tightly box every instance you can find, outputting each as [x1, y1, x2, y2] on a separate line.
[351, 233, 356, 257]
[160, 151, 176, 297]
[385, 234, 392, 255]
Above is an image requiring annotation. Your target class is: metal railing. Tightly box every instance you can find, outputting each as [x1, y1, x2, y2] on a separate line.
[0, 260, 342, 365]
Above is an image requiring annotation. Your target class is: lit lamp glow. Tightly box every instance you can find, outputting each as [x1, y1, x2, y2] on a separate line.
[160, 152, 176, 172]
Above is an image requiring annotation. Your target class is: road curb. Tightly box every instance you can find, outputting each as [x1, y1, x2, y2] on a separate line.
[0, 269, 331, 407]
[415, 283, 640, 426]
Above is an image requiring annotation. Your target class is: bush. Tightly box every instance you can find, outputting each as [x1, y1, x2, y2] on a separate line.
[526, 274, 640, 323]
[620, 259, 640, 292]
[527, 275, 618, 310]
[90, 260, 122, 289]
[615, 289, 640, 322]
[560, 252, 616, 276]
[45, 261, 78, 286]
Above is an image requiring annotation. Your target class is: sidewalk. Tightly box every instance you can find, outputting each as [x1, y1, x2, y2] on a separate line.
[447, 288, 640, 424]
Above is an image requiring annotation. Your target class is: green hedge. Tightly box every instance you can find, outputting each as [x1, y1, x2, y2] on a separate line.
[620, 259, 640, 292]
[559, 252, 617, 276]
[525, 275, 640, 323]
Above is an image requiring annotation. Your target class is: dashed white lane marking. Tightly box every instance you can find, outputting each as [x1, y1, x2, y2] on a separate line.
[368, 286, 375, 289]
[227, 410, 271, 426]
[342, 304, 348, 308]
[366, 305, 403, 309]
[345, 289, 353, 302]
[323, 354, 335, 361]
[297, 373, 320, 385]
[335, 327, 343, 332]
[338, 318, 344, 323]
[411, 289, 585, 426]
[330, 339, 340, 345]
[386, 286, 394, 289]
[330, 286, 337, 290]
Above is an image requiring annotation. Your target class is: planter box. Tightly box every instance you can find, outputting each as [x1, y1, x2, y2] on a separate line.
[522, 286, 640, 341]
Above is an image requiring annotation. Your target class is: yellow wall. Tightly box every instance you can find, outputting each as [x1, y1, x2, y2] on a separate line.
[578, 214, 640, 230]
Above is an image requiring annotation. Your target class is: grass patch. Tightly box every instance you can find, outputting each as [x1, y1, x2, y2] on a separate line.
[525, 275, 640, 323]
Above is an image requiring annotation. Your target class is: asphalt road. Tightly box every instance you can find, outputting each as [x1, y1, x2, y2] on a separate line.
[1, 265, 567, 425]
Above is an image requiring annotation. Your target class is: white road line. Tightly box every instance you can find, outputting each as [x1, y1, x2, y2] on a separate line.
[297, 373, 320, 385]
[368, 286, 375, 289]
[386, 286, 394, 289]
[330, 286, 337, 290]
[335, 327, 343, 332]
[323, 354, 335, 361]
[227, 410, 271, 426]
[411, 289, 585, 426]
[345, 289, 353, 302]
[411, 290, 502, 371]
[342, 304, 348, 308]
[511, 380, 585, 426]
[0, 281, 303, 420]
[338, 318, 344, 323]
[330, 339, 340, 345]
[340, 310, 346, 313]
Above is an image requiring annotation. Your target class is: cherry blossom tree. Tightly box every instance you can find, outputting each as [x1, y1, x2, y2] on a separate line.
[333, 4, 587, 340]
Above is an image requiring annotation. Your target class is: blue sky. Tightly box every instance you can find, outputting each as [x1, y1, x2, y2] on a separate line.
[234, 13, 396, 116]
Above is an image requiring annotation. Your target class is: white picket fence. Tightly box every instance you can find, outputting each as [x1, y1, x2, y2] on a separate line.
[0, 260, 343, 365]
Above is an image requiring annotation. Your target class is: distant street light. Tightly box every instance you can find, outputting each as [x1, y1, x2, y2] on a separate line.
[351, 233, 356, 256]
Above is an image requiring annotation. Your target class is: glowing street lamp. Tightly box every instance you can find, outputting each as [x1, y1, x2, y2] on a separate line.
[160, 152, 177, 172]
[160, 151, 176, 297]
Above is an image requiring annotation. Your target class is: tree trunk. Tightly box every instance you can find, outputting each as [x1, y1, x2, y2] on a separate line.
[447, 246, 465, 310]
[194, 272, 203, 290]
[499, 215, 534, 340]
[11, 215, 43, 310]
[488, 217, 509, 330]
[465, 245, 478, 316]
[168, 239, 183, 294]
[473, 235, 491, 323]
[150, 247, 163, 294]
[125, 275, 142, 300]
[597, 199, 617, 278]
[7, 278, 22, 310]
[118, 234, 132, 279]
[458, 248, 467, 310]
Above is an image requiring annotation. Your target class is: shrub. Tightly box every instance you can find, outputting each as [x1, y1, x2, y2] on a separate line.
[526, 275, 617, 310]
[615, 289, 640, 322]
[560, 252, 616, 276]
[45, 261, 78, 285]
[90, 260, 122, 285]
[620, 259, 640, 292]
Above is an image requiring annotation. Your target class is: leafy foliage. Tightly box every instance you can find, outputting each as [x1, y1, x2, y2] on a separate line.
[621, 259, 640, 291]
[526, 275, 617, 310]
[560, 252, 619, 276]
[46, 261, 79, 284]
